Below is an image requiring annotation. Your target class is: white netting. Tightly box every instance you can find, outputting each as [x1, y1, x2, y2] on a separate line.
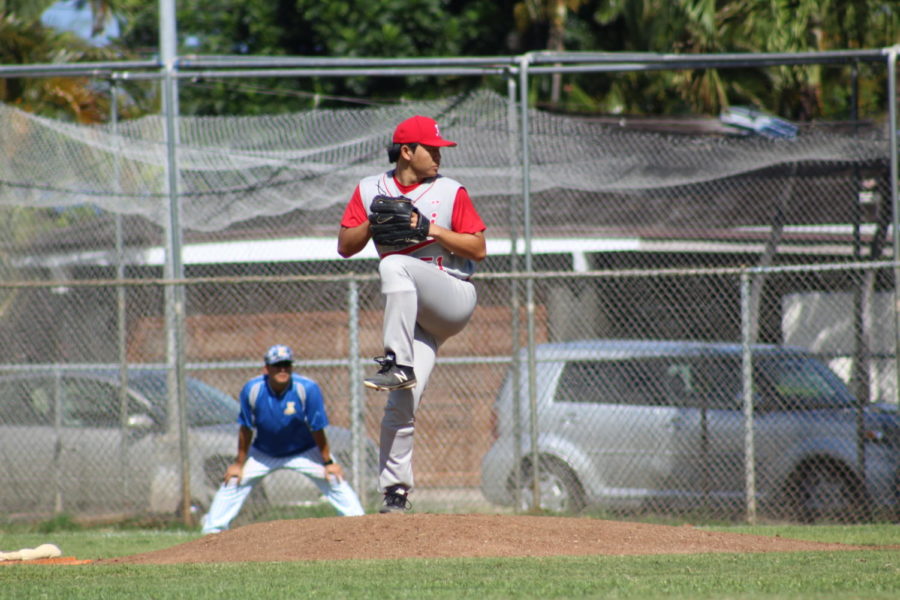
[0, 89, 890, 232]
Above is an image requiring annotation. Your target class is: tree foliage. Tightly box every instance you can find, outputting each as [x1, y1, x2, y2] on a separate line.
[112, 0, 514, 114]
[583, 0, 897, 118]
[1, 0, 897, 119]
[0, 10, 133, 122]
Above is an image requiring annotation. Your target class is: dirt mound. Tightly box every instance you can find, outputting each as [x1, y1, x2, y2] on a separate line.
[98, 513, 867, 565]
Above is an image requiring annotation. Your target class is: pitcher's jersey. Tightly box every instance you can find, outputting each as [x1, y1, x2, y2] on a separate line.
[341, 170, 486, 280]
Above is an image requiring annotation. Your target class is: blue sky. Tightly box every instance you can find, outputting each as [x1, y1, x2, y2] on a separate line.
[41, 0, 121, 47]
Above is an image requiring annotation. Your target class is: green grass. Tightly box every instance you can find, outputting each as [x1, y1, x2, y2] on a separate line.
[706, 523, 900, 547]
[2, 518, 898, 600]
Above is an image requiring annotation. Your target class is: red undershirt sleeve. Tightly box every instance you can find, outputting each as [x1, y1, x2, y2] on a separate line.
[450, 187, 486, 234]
[339, 186, 367, 228]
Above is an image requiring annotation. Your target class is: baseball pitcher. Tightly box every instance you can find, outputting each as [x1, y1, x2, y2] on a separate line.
[337, 115, 486, 513]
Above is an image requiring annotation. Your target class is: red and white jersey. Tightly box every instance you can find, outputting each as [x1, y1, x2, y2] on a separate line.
[341, 170, 486, 280]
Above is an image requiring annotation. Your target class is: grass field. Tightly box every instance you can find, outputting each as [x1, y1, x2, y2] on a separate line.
[1, 515, 898, 599]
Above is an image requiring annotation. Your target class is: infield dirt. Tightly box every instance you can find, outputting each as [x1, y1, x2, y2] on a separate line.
[98, 513, 870, 564]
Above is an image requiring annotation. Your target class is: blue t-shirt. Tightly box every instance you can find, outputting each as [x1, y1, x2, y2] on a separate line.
[237, 374, 329, 457]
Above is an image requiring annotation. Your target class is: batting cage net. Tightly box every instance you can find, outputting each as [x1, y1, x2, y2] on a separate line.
[0, 57, 898, 526]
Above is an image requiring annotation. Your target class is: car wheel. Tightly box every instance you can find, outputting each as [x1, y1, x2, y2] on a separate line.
[788, 462, 868, 523]
[517, 457, 585, 514]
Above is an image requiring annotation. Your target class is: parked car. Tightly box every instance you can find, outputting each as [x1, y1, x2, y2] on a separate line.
[481, 339, 900, 522]
[0, 369, 377, 519]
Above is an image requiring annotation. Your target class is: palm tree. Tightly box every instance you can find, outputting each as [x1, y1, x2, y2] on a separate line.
[0, 13, 119, 122]
[591, 0, 896, 118]
[0, 2, 142, 123]
[741, 0, 896, 120]
[2, 0, 118, 37]
[514, 0, 589, 106]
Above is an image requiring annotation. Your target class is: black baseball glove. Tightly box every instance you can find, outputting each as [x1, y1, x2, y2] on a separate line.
[368, 195, 430, 246]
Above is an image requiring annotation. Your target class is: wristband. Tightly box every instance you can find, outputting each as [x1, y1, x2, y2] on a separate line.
[323, 459, 334, 466]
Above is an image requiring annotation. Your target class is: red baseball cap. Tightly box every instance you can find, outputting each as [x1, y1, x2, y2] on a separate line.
[392, 115, 457, 147]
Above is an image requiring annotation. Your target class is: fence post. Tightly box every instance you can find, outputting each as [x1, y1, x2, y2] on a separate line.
[740, 270, 758, 524]
[347, 276, 366, 505]
[517, 53, 541, 511]
[887, 45, 900, 405]
[111, 80, 131, 508]
[506, 71, 524, 510]
[159, 0, 191, 526]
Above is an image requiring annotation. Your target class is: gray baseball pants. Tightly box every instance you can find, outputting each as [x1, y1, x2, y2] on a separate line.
[377, 254, 477, 492]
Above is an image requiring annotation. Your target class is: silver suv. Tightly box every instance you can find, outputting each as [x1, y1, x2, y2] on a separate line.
[0, 370, 375, 519]
[480, 339, 900, 521]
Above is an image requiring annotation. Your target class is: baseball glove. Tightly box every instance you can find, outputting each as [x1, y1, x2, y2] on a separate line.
[368, 195, 430, 246]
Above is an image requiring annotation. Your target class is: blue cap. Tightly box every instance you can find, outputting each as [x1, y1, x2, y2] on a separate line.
[264, 344, 293, 365]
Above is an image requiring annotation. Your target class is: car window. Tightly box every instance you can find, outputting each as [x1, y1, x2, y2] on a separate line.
[556, 361, 616, 405]
[126, 374, 237, 427]
[0, 378, 55, 425]
[556, 355, 750, 410]
[689, 357, 742, 410]
[185, 378, 238, 426]
[61, 379, 128, 428]
[756, 357, 850, 410]
[556, 359, 677, 406]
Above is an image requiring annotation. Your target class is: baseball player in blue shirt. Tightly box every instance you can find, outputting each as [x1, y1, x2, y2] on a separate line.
[201, 344, 364, 533]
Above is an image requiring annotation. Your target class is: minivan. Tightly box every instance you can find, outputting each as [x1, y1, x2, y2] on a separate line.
[480, 339, 899, 521]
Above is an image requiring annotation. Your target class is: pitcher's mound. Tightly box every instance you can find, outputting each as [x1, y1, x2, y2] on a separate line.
[99, 513, 866, 565]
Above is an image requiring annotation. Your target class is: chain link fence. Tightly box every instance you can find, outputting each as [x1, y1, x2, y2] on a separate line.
[1, 262, 897, 523]
[0, 50, 898, 524]
[481, 262, 900, 524]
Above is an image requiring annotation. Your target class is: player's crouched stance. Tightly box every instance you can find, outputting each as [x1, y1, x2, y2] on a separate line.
[337, 116, 487, 514]
[201, 344, 364, 534]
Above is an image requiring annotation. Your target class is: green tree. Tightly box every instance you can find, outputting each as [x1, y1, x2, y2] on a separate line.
[0, 1, 52, 21]
[115, 0, 514, 115]
[511, 1, 589, 105]
[4, 0, 121, 40]
[6, 1, 897, 119]
[738, 0, 897, 119]
[1, 1, 154, 122]
[0, 12, 125, 122]
[588, 0, 897, 118]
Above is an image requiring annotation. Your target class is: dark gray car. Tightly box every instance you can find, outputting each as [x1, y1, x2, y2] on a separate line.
[0, 370, 375, 519]
[481, 339, 900, 521]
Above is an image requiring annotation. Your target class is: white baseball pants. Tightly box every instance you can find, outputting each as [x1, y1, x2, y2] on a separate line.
[201, 445, 365, 533]
[377, 254, 477, 492]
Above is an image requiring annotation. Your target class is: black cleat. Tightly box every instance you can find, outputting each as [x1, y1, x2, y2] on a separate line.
[364, 353, 416, 391]
[379, 485, 412, 514]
